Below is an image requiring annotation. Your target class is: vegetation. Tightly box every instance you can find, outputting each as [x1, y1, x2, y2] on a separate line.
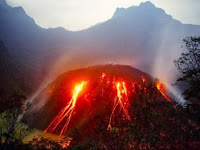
[26, 136, 63, 150]
[0, 94, 32, 150]
[1, 95, 199, 149]
[68, 101, 200, 149]
[174, 36, 200, 102]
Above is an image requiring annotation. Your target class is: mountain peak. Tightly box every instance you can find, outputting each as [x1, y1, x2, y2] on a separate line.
[139, 1, 155, 8]
[112, 1, 163, 19]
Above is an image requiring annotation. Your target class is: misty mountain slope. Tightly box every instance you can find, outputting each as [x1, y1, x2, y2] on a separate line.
[0, 0, 75, 63]
[0, 0, 75, 94]
[0, 38, 45, 96]
[73, 2, 200, 73]
[0, 0, 200, 95]
[0, 40, 22, 96]
[0, 39, 41, 96]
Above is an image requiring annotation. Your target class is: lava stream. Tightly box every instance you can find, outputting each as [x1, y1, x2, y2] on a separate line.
[116, 82, 131, 120]
[107, 82, 131, 130]
[44, 81, 87, 136]
[156, 82, 172, 103]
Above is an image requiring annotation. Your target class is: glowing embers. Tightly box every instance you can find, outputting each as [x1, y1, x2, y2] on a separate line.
[44, 81, 87, 136]
[101, 73, 106, 80]
[107, 81, 131, 130]
[156, 82, 172, 103]
[141, 76, 146, 83]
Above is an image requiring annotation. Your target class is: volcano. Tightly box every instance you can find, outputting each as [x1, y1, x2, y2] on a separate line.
[29, 64, 171, 136]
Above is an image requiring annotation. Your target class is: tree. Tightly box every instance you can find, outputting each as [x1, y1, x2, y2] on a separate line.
[0, 94, 32, 149]
[174, 36, 200, 102]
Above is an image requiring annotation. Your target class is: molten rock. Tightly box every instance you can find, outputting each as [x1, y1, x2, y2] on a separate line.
[29, 65, 171, 136]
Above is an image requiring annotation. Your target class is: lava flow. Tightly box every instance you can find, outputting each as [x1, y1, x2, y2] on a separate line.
[156, 82, 172, 103]
[107, 81, 131, 130]
[44, 81, 87, 136]
[41, 65, 173, 136]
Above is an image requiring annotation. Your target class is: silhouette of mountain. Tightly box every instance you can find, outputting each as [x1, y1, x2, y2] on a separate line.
[0, 0, 200, 95]
[0, 0, 74, 94]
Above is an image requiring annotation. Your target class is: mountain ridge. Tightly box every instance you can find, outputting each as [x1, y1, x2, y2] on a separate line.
[0, 0, 200, 97]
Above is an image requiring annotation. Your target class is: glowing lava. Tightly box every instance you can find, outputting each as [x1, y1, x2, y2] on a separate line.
[44, 81, 87, 136]
[101, 73, 106, 80]
[141, 76, 146, 83]
[107, 81, 131, 130]
[44, 71, 172, 136]
[156, 82, 172, 103]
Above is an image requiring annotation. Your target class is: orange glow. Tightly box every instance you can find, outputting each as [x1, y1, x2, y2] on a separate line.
[116, 82, 131, 120]
[141, 76, 146, 83]
[122, 82, 128, 96]
[100, 72, 106, 82]
[59, 139, 71, 149]
[101, 73, 106, 79]
[44, 81, 87, 136]
[156, 82, 172, 103]
[107, 81, 131, 130]
[44, 73, 173, 136]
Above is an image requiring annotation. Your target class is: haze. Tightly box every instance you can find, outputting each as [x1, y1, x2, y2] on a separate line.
[6, 0, 200, 31]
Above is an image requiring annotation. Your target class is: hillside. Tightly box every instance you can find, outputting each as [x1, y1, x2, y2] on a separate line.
[27, 65, 200, 149]
[0, 41, 21, 95]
